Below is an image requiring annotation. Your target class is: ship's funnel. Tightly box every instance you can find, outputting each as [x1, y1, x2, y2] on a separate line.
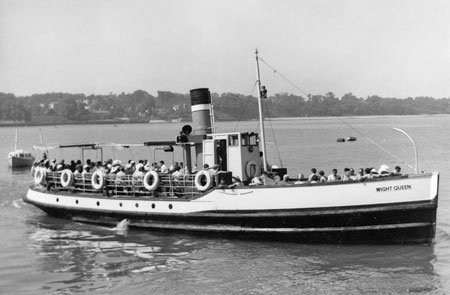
[190, 88, 212, 135]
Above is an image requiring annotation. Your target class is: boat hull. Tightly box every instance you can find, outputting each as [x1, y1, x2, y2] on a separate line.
[24, 172, 439, 244]
[8, 156, 34, 168]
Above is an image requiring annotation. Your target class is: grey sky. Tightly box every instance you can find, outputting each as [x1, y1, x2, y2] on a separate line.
[1, 0, 449, 98]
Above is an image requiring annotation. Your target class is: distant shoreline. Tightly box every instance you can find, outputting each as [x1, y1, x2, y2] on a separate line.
[1, 113, 448, 127]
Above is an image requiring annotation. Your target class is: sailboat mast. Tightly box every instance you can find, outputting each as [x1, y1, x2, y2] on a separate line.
[14, 128, 18, 151]
[255, 49, 268, 171]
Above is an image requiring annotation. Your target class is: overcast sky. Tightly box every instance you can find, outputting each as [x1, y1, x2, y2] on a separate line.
[1, 0, 450, 98]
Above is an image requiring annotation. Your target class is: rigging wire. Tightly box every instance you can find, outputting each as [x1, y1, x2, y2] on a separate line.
[258, 57, 309, 97]
[264, 103, 284, 168]
[337, 118, 415, 171]
[259, 54, 415, 170]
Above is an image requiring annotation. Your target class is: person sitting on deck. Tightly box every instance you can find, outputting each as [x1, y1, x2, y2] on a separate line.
[249, 176, 263, 186]
[308, 168, 318, 182]
[277, 174, 291, 186]
[74, 164, 83, 176]
[261, 171, 277, 185]
[133, 164, 145, 179]
[327, 168, 341, 182]
[171, 166, 183, 181]
[391, 165, 402, 176]
[378, 164, 390, 176]
[228, 176, 243, 189]
[318, 170, 327, 183]
[370, 168, 380, 178]
[159, 161, 168, 173]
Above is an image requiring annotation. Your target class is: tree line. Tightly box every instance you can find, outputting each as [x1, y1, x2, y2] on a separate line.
[0, 90, 449, 124]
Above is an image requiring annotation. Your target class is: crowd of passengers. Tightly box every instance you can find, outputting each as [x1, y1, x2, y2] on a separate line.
[248, 165, 402, 187]
[32, 156, 189, 181]
[32, 154, 403, 189]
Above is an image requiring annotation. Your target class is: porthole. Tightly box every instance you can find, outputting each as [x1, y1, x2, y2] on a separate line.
[119, 202, 123, 207]
[169, 204, 173, 210]
[75, 200, 78, 204]
[96, 201, 100, 206]
[151, 203, 155, 209]
[135, 203, 139, 208]
[56, 198, 59, 202]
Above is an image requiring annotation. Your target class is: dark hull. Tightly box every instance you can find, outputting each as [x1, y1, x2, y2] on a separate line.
[9, 156, 34, 168]
[30, 200, 437, 244]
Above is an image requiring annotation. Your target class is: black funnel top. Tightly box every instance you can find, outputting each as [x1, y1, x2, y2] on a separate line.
[190, 88, 211, 106]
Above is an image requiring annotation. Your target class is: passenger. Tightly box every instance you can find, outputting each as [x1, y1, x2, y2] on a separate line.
[229, 176, 243, 189]
[363, 168, 372, 179]
[308, 168, 318, 182]
[354, 168, 364, 181]
[73, 164, 83, 176]
[349, 168, 357, 180]
[159, 160, 169, 173]
[327, 168, 341, 182]
[91, 161, 102, 173]
[115, 166, 127, 185]
[249, 176, 263, 186]
[318, 170, 327, 183]
[125, 160, 136, 174]
[179, 162, 186, 174]
[171, 166, 183, 181]
[378, 164, 390, 176]
[391, 165, 402, 176]
[370, 168, 380, 178]
[278, 174, 291, 186]
[50, 159, 57, 171]
[44, 159, 52, 173]
[294, 173, 306, 184]
[261, 171, 277, 185]
[69, 160, 76, 172]
[273, 174, 281, 183]
[81, 164, 91, 177]
[342, 168, 352, 181]
[218, 178, 228, 189]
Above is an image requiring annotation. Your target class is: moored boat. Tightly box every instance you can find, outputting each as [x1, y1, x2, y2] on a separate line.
[23, 51, 439, 244]
[8, 129, 35, 168]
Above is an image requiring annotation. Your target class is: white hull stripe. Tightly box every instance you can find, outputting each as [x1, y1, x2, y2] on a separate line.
[191, 104, 210, 112]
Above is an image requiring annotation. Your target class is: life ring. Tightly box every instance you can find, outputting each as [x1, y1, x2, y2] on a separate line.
[143, 171, 159, 191]
[91, 170, 105, 190]
[34, 167, 46, 185]
[60, 169, 74, 187]
[195, 170, 213, 191]
[245, 160, 259, 179]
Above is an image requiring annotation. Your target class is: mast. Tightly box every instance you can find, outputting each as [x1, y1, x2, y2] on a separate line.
[255, 48, 268, 171]
[14, 128, 18, 151]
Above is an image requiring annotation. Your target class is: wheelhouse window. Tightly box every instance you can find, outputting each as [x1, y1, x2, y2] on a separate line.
[228, 134, 239, 146]
[240, 133, 258, 146]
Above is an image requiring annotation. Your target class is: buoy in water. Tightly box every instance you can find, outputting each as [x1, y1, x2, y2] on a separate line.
[346, 136, 357, 142]
[337, 138, 345, 142]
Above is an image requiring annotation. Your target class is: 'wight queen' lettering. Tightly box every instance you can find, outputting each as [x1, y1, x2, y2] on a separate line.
[376, 185, 412, 192]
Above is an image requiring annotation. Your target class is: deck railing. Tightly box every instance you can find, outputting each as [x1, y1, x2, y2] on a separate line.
[44, 171, 203, 198]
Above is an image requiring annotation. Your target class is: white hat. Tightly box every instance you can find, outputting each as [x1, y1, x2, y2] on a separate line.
[112, 159, 121, 166]
[379, 164, 389, 174]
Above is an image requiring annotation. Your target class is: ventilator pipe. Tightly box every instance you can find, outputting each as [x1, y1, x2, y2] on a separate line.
[393, 128, 418, 174]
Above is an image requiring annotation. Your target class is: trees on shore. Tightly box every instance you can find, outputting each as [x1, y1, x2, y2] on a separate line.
[0, 90, 449, 124]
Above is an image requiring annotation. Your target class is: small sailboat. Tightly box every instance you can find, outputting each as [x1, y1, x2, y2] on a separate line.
[7, 129, 35, 168]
